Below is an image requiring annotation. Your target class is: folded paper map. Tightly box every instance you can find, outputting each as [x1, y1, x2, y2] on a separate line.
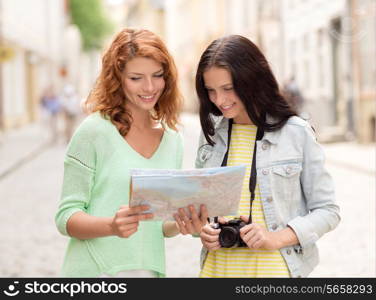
[129, 165, 246, 221]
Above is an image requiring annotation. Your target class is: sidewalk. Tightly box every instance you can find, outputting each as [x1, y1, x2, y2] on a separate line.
[0, 121, 51, 180]
[0, 112, 86, 181]
[322, 141, 375, 176]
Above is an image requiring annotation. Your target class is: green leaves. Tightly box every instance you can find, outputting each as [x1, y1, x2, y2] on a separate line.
[69, 0, 114, 51]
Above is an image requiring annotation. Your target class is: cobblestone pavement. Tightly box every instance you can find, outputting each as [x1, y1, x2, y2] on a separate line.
[0, 113, 374, 277]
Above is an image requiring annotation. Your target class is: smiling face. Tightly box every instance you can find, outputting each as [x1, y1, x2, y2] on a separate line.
[123, 56, 165, 112]
[203, 67, 252, 124]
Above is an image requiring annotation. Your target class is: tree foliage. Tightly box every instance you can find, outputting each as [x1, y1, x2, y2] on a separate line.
[69, 0, 114, 51]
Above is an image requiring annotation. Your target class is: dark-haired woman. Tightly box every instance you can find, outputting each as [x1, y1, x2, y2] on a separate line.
[189, 35, 340, 278]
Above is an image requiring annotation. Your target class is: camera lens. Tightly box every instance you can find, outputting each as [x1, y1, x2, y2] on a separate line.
[219, 226, 239, 248]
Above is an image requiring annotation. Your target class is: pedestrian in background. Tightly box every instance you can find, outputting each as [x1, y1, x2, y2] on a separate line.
[282, 76, 304, 115]
[55, 28, 188, 277]
[60, 84, 81, 144]
[176, 35, 340, 278]
[40, 85, 61, 143]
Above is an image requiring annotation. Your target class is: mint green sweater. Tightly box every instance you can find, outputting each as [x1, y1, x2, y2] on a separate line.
[55, 112, 183, 277]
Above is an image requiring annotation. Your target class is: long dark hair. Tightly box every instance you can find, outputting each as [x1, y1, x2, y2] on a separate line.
[195, 35, 296, 145]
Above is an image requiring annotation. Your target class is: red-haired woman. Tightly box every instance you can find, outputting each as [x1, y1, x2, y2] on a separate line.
[55, 29, 188, 277]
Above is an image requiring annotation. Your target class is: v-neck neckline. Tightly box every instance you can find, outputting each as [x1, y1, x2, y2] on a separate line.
[123, 129, 166, 160]
[101, 113, 167, 161]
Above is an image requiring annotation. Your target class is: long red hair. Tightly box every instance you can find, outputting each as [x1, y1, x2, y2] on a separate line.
[85, 28, 182, 136]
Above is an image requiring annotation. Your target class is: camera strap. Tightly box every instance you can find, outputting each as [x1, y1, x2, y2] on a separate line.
[221, 119, 233, 167]
[221, 119, 264, 225]
[248, 127, 264, 224]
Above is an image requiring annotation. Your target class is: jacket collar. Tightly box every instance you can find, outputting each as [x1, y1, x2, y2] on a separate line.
[213, 114, 281, 145]
[213, 116, 229, 146]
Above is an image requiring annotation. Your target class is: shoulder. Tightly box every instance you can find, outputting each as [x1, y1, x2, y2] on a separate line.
[285, 116, 310, 127]
[264, 116, 315, 146]
[162, 128, 183, 167]
[163, 127, 183, 145]
[278, 116, 314, 135]
[74, 112, 112, 136]
[68, 112, 114, 149]
[279, 116, 316, 143]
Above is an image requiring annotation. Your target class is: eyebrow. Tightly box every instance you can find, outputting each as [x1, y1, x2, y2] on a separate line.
[127, 69, 164, 76]
[205, 83, 233, 89]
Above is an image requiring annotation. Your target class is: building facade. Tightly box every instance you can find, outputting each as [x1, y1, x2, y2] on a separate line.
[0, 0, 90, 133]
[0, 0, 66, 129]
[90, 0, 376, 143]
[276, 0, 375, 143]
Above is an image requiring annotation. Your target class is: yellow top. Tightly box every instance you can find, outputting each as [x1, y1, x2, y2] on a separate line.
[200, 124, 290, 277]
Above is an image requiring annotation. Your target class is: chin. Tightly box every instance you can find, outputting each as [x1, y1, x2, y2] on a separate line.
[222, 112, 237, 120]
[143, 101, 159, 110]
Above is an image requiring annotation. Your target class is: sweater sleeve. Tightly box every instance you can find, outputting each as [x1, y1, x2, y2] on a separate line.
[176, 131, 184, 169]
[55, 122, 97, 236]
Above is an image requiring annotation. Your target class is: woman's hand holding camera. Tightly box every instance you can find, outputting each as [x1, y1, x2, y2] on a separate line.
[240, 223, 279, 250]
[239, 215, 279, 250]
[239, 215, 299, 250]
[111, 205, 153, 238]
[200, 224, 221, 251]
[174, 204, 208, 235]
[200, 217, 227, 251]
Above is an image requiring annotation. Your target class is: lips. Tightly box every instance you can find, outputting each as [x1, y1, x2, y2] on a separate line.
[220, 103, 235, 111]
[138, 94, 156, 102]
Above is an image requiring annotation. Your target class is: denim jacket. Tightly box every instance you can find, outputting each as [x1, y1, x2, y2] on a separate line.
[195, 115, 340, 277]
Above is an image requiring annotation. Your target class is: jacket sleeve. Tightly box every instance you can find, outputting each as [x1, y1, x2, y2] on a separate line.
[55, 124, 96, 236]
[287, 124, 340, 249]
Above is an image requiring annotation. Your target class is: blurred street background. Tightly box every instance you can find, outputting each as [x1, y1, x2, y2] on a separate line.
[0, 0, 375, 277]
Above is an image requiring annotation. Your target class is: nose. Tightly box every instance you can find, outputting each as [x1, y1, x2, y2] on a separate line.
[142, 77, 155, 93]
[213, 91, 226, 106]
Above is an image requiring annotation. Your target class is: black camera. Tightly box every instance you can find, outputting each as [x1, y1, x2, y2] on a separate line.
[215, 218, 247, 248]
